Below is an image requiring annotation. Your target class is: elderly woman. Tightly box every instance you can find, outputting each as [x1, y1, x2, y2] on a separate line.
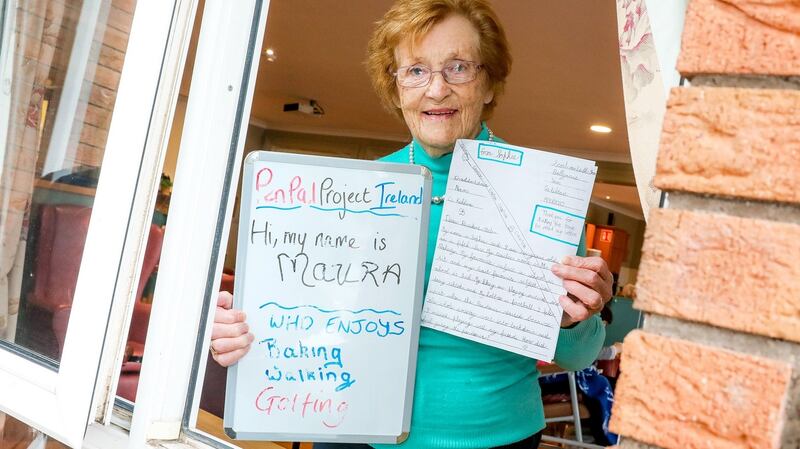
[212, 0, 612, 448]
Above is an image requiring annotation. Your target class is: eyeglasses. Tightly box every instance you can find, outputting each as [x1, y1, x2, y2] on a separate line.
[394, 60, 483, 88]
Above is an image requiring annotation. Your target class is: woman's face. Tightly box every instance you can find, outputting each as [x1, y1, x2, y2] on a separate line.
[394, 14, 494, 158]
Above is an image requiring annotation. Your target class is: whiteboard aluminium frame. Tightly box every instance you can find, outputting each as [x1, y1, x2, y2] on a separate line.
[224, 150, 432, 444]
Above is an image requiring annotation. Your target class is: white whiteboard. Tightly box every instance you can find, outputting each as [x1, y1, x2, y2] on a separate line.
[224, 151, 431, 443]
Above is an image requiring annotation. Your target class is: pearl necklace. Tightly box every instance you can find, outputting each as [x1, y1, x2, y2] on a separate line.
[409, 128, 494, 205]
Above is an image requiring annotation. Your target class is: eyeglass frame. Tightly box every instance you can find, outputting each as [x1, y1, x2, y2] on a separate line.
[392, 59, 484, 88]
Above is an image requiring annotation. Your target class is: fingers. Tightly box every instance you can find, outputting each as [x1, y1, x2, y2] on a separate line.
[210, 332, 255, 367]
[563, 279, 605, 312]
[559, 255, 613, 283]
[551, 259, 605, 286]
[211, 332, 255, 354]
[211, 291, 251, 367]
[551, 256, 613, 302]
[217, 291, 234, 309]
[211, 320, 249, 340]
[213, 346, 251, 368]
[215, 305, 246, 325]
[554, 255, 613, 327]
[559, 294, 591, 323]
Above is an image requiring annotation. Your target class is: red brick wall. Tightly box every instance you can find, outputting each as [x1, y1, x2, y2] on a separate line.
[7, 0, 135, 181]
[610, 1, 800, 448]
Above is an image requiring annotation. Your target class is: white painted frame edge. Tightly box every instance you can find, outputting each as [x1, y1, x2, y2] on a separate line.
[92, 0, 200, 425]
[129, 0, 269, 446]
[0, 0, 185, 446]
[183, 0, 268, 448]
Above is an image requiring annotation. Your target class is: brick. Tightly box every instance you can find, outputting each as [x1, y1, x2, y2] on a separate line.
[49, 0, 81, 25]
[10, 167, 35, 193]
[99, 44, 126, 72]
[93, 64, 121, 91]
[39, 43, 61, 70]
[16, 2, 50, 26]
[636, 208, 800, 342]
[8, 193, 29, 216]
[44, 3, 79, 37]
[17, 33, 43, 61]
[107, 5, 134, 34]
[84, 103, 113, 129]
[80, 124, 109, 149]
[678, 0, 800, 76]
[112, 0, 136, 14]
[654, 87, 800, 204]
[18, 126, 40, 153]
[75, 143, 104, 167]
[4, 137, 38, 170]
[610, 331, 791, 449]
[89, 84, 117, 110]
[103, 24, 129, 53]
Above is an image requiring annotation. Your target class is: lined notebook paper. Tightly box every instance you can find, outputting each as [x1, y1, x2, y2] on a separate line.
[421, 139, 597, 361]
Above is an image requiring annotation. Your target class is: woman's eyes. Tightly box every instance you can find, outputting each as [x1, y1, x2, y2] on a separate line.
[450, 62, 466, 72]
[408, 66, 428, 77]
[403, 61, 468, 77]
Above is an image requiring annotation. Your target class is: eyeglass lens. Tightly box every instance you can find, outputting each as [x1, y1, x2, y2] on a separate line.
[397, 60, 480, 87]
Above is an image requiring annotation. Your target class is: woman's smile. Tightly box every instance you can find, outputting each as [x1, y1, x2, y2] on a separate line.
[422, 108, 458, 120]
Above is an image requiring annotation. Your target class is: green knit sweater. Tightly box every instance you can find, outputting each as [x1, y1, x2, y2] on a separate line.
[374, 124, 605, 449]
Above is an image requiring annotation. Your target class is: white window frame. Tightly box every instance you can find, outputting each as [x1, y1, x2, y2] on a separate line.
[124, 0, 269, 447]
[0, 0, 192, 446]
[92, 0, 200, 426]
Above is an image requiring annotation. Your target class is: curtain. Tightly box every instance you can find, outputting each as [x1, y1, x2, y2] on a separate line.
[0, 0, 68, 341]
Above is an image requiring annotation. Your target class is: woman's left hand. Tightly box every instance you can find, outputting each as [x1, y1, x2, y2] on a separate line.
[550, 255, 613, 328]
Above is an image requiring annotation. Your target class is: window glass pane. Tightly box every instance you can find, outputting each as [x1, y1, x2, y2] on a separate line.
[0, 0, 139, 366]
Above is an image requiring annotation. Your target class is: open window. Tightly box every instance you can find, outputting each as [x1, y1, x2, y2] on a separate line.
[0, 1, 689, 447]
[0, 0, 191, 445]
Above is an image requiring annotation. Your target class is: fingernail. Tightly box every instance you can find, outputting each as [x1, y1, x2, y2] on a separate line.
[550, 264, 561, 274]
[248, 333, 255, 342]
[239, 311, 247, 321]
[561, 255, 572, 264]
[243, 323, 250, 332]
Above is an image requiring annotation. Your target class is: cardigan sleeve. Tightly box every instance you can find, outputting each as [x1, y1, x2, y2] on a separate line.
[552, 315, 605, 371]
[550, 228, 605, 370]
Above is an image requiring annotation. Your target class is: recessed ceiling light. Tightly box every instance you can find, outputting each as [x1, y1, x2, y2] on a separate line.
[264, 48, 276, 62]
[605, 195, 611, 200]
[590, 125, 612, 134]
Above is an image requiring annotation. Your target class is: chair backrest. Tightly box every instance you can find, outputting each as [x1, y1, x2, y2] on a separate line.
[220, 272, 234, 294]
[51, 220, 164, 356]
[136, 224, 164, 299]
[30, 204, 93, 313]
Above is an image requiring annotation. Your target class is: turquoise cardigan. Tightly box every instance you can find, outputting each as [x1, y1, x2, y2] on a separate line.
[374, 124, 605, 449]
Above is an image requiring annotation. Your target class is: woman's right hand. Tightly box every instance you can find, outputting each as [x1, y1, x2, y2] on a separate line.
[210, 291, 254, 367]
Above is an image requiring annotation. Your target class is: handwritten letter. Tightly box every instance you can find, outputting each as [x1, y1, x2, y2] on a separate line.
[422, 140, 597, 361]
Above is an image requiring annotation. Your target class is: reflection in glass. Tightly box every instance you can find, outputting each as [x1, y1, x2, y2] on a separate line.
[0, 413, 70, 448]
[0, 0, 139, 366]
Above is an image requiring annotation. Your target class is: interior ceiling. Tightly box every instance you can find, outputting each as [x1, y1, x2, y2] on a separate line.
[181, 0, 642, 217]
